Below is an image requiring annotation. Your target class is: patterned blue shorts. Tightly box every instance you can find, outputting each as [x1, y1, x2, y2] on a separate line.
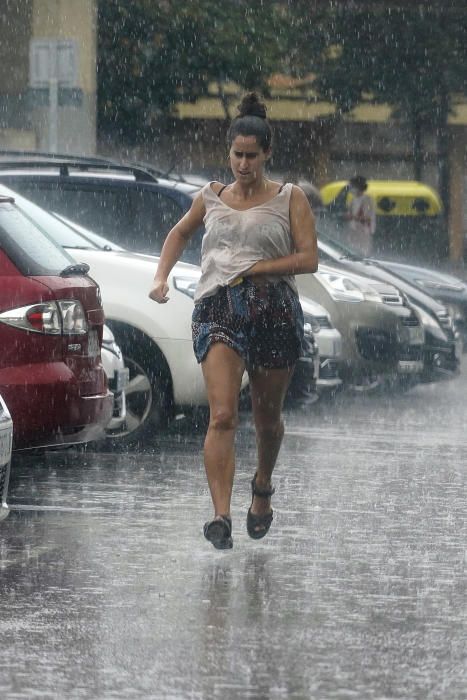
[192, 279, 305, 369]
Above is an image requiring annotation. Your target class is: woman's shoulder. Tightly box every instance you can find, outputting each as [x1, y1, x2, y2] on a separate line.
[288, 183, 311, 204]
[201, 181, 226, 197]
[276, 182, 305, 197]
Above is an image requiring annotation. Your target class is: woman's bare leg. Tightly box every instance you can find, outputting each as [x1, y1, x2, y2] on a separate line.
[248, 366, 295, 520]
[201, 343, 245, 518]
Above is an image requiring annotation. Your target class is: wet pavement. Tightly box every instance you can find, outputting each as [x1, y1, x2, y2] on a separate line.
[1, 367, 466, 699]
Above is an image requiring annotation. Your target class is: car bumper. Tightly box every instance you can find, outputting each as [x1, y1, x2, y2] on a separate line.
[286, 337, 320, 405]
[314, 328, 342, 361]
[106, 367, 129, 432]
[355, 323, 424, 371]
[0, 362, 114, 450]
[317, 358, 342, 391]
[314, 329, 342, 392]
[0, 413, 13, 521]
[420, 338, 461, 382]
[316, 297, 425, 380]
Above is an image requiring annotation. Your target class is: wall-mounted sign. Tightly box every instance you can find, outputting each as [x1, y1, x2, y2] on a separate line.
[29, 39, 79, 88]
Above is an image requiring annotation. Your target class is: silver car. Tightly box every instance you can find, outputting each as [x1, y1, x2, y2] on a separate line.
[297, 264, 425, 389]
[300, 297, 342, 395]
[101, 324, 129, 439]
[0, 393, 13, 521]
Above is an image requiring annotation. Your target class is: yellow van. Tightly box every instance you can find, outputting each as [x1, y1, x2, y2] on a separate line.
[319, 180, 447, 261]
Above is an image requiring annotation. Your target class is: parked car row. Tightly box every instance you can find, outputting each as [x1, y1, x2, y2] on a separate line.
[0, 151, 465, 457]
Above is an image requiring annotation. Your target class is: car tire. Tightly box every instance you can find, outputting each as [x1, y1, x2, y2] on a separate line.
[103, 324, 173, 449]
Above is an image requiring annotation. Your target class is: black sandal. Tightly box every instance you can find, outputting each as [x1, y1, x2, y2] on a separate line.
[203, 515, 233, 550]
[247, 474, 275, 540]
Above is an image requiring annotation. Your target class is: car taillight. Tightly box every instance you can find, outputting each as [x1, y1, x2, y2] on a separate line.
[0, 300, 88, 335]
[58, 301, 87, 334]
[26, 303, 61, 334]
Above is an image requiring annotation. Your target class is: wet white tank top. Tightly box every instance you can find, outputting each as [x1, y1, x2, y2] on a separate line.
[194, 182, 297, 302]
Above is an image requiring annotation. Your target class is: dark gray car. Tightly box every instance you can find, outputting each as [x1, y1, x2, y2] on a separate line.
[317, 234, 461, 381]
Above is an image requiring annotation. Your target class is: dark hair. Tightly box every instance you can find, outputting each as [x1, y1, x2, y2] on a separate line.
[227, 92, 273, 151]
[350, 175, 368, 192]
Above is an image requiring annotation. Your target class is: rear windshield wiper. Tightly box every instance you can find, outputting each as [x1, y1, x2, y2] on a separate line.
[60, 262, 90, 276]
[0, 196, 15, 204]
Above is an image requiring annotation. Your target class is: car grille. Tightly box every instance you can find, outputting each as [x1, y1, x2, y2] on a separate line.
[355, 328, 393, 361]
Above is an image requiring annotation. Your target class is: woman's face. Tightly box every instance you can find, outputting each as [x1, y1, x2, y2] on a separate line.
[229, 135, 270, 185]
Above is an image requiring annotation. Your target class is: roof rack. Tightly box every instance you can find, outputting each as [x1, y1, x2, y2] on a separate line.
[126, 159, 186, 183]
[0, 149, 118, 167]
[0, 152, 161, 183]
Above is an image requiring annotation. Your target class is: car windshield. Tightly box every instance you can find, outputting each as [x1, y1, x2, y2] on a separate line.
[9, 190, 102, 250]
[52, 213, 125, 251]
[0, 199, 76, 276]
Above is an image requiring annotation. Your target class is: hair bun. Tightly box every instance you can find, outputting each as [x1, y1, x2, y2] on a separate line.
[237, 92, 267, 119]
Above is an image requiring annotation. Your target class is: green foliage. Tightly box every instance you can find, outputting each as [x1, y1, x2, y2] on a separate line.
[286, 4, 467, 125]
[97, 0, 284, 138]
[284, 3, 467, 208]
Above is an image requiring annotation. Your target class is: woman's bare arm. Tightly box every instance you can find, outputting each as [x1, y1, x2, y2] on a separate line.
[149, 192, 205, 303]
[245, 185, 318, 278]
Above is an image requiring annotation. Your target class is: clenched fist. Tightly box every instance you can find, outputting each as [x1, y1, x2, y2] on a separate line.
[149, 279, 169, 303]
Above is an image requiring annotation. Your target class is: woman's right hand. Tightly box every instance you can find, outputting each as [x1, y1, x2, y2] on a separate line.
[149, 279, 170, 304]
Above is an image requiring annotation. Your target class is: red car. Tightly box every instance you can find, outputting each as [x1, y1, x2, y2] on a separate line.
[0, 191, 113, 450]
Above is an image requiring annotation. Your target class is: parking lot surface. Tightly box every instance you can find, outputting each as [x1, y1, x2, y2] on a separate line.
[1, 368, 466, 700]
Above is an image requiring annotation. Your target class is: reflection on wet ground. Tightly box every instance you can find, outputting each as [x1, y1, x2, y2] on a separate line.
[1, 371, 466, 699]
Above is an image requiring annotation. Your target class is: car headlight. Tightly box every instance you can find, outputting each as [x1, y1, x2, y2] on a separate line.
[173, 275, 200, 299]
[318, 271, 383, 304]
[415, 306, 448, 342]
[303, 312, 321, 336]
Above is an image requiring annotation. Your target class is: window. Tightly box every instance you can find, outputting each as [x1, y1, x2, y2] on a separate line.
[0, 202, 74, 276]
[0, 179, 204, 264]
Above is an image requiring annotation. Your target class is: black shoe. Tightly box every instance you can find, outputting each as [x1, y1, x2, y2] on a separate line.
[203, 515, 233, 550]
[246, 473, 275, 540]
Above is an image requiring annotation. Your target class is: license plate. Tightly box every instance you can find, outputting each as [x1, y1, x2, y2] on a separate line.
[0, 430, 12, 467]
[398, 360, 423, 374]
[87, 330, 99, 357]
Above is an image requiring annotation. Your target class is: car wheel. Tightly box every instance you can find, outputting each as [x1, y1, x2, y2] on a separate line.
[104, 327, 172, 449]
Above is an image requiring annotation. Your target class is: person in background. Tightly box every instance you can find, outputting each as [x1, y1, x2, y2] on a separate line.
[345, 175, 376, 256]
[149, 93, 318, 550]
